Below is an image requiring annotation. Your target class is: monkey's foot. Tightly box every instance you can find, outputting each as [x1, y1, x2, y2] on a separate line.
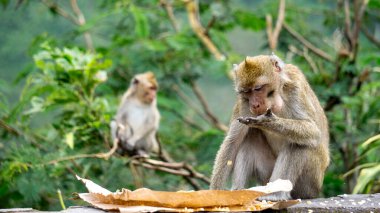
[258, 191, 292, 202]
[136, 150, 150, 158]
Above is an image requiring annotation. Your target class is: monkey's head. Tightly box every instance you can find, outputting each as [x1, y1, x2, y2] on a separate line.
[233, 54, 285, 116]
[131, 71, 158, 105]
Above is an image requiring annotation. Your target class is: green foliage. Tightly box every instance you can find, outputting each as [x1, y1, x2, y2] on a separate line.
[233, 10, 266, 31]
[351, 135, 380, 194]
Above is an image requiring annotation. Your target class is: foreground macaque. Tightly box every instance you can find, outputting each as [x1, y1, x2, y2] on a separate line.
[110, 72, 160, 157]
[210, 54, 330, 201]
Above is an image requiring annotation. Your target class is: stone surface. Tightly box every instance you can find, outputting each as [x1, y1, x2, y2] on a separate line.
[287, 193, 380, 213]
[1, 194, 380, 212]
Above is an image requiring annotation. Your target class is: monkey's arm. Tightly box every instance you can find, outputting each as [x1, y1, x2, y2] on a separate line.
[238, 110, 321, 146]
[210, 120, 248, 189]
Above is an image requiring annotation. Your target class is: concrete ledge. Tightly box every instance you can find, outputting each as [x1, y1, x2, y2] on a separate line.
[287, 193, 380, 213]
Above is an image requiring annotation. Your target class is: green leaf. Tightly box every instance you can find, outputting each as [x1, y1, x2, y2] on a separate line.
[362, 134, 380, 148]
[130, 5, 150, 38]
[233, 10, 266, 31]
[353, 164, 380, 194]
[23, 96, 45, 115]
[0, 0, 10, 9]
[65, 132, 75, 149]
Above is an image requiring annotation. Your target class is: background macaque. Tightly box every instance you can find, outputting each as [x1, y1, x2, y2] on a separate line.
[210, 54, 330, 201]
[110, 71, 160, 157]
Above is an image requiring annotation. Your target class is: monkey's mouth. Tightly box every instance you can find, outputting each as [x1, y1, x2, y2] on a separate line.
[249, 108, 273, 117]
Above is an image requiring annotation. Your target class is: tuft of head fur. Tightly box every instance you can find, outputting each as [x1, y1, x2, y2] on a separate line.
[235, 55, 277, 89]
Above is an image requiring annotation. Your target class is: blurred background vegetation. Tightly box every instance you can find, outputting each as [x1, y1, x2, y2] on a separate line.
[0, 0, 379, 210]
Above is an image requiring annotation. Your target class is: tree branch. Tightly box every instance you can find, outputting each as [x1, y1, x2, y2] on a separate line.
[288, 45, 319, 74]
[45, 138, 119, 165]
[266, 0, 285, 51]
[40, 0, 79, 25]
[204, 15, 216, 36]
[0, 119, 20, 136]
[283, 23, 334, 62]
[351, 0, 368, 59]
[184, 0, 225, 60]
[41, 0, 94, 51]
[132, 157, 210, 185]
[189, 80, 228, 132]
[160, 105, 204, 131]
[70, 0, 94, 52]
[344, 0, 353, 49]
[160, 0, 179, 32]
[361, 26, 380, 48]
[172, 84, 211, 124]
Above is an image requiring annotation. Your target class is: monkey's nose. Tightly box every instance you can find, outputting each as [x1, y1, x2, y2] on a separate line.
[250, 106, 267, 116]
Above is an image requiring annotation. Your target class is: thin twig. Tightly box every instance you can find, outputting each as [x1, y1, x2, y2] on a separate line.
[160, 0, 179, 32]
[45, 138, 118, 165]
[266, 14, 273, 49]
[283, 23, 334, 62]
[361, 26, 380, 48]
[139, 161, 190, 176]
[184, 0, 225, 60]
[189, 80, 228, 132]
[351, 0, 368, 59]
[204, 15, 216, 36]
[70, 0, 94, 52]
[0, 119, 20, 136]
[143, 158, 185, 169]
[159, 105, 204, 131]
[266, 0, 285, 51]
[130, 162, 143, 188]
[288, 45, 319, 74]
[172, 84, 210, 124]
[272, 0, 286, 45]
[133, 157, 210, 185]
[40, 0, 79, 25]
[344, 0, 353, 49]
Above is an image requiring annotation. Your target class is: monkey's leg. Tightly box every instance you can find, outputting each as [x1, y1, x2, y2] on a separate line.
[231, 140, 255, 190]
[259, 145, 308, 201]
[291, 150, 324, 199]
[210, 123, 249, 189]
[210, 140, 239, 190]
[232, 131, 275, 189]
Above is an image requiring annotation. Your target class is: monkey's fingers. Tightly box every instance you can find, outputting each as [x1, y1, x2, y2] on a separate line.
[237, 117, 258, 125]
[265, 108, 273, 117]
[237, 117, 249, 124]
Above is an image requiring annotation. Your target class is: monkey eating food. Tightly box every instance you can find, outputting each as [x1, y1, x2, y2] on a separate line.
[210, 54, 330, 201]
[110, 72, 160, 157]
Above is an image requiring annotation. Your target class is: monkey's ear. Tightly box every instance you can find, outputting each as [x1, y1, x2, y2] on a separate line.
[233, 64, 238, 71]
[270, 53, 285, 72]
[132, 78, 139, 85]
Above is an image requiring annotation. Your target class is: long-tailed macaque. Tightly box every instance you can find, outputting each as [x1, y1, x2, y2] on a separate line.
[210, 54, 330, 201]
[110, 72, 160, 157]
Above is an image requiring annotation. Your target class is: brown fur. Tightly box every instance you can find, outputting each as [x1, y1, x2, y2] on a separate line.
[210, 55, 329, 201]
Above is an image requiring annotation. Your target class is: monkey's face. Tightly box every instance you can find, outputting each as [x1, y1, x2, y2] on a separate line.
[132, 72, 158, 105]
[234, 55, 284, 116]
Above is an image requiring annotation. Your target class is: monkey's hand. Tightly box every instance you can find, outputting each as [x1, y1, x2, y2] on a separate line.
[237, 109, 276, 126]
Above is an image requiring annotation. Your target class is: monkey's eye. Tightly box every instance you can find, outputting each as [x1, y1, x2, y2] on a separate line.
[253, 85, 263, 91]
[239, 89, 251, 94]
[149, 86, 157, 91]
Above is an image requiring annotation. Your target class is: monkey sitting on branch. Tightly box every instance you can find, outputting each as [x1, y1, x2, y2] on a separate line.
[210, 54, 330, 201]
[110, 72, 160, 157]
